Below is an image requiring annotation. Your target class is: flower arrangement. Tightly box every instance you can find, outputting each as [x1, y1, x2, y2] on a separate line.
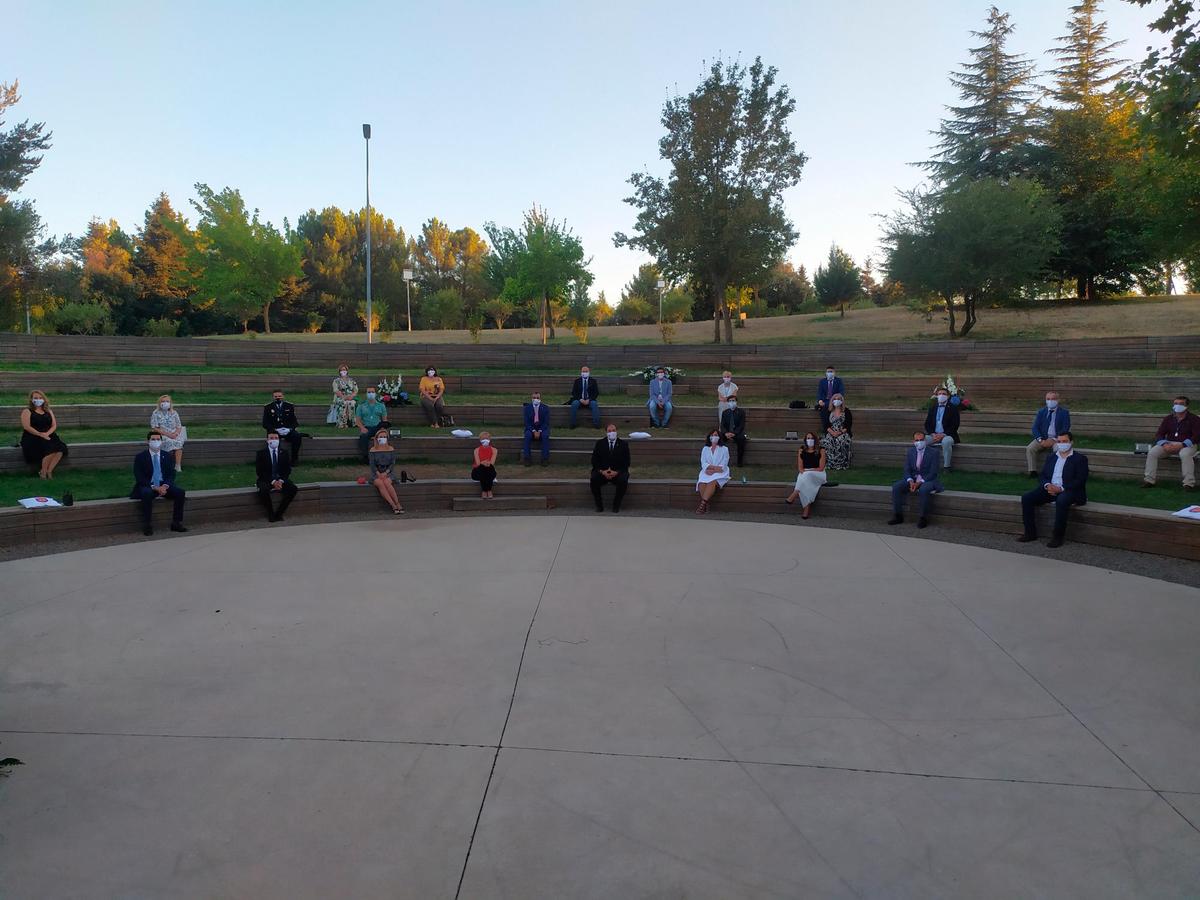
[376, 374, 407, 406]
[628, 365, 686, 383]
[933, 373, 974, 410]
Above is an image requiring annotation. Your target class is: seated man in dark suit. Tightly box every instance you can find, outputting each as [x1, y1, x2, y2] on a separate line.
[719, 399, 748, 466]
[262, 389, 303, 463]
[1018, 430, 1088, 549]
[130, 429, 188, 536]
[590, 423, 630, 513]
[256, 431, 299, 522]
[816, 366, 845, 431]
[923, 387, 960, 471]
[569, 365, 602, 428]
[1026, 390, 1070, 476]
[888, 430, 943, 529]
[523, 391, 551, 466]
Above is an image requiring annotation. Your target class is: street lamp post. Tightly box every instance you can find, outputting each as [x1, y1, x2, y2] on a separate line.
[657, 278, 666, 325]
[362, 123, 373, 344]
[403, 268, 414, 332]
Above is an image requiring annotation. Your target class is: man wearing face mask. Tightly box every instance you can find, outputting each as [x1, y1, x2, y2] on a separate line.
[1026, 391, 1070, 477]
[569, 365, 602, 429]
[1018, 430, 1089, 548]
[354, 388, 391, 462]
[923, 387, 960, 472]
[129, 430, 188, 536]
[590, 424, 630, 512]
[889, 430, 943, 528]
[816, 366, 845, 431]
[522, 391, 552, 466]
[256, 431, 299, 522]
[262, 390, 303, 463]
[647, 367, 673, 428]
[1142, 396, 1198, 491]
[719, 397, 748, 466]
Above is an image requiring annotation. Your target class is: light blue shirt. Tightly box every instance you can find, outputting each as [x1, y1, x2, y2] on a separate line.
[151, 452, 162, 487]
[935, 405, 946, 432]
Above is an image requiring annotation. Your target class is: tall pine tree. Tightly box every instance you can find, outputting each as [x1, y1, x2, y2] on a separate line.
[925, 6, 1038, 185]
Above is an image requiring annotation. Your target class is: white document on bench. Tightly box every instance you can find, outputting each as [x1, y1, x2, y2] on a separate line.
[19, 496, 62, 508]
[1170, 505, 1200, 521]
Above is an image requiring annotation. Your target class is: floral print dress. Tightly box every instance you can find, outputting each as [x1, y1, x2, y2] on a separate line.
[328, 376, 358, 428]
[821, 413, 853, 470]
[149, 408, 186, 452]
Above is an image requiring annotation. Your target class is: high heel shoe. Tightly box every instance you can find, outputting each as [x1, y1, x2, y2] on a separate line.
[696, 499, 709, 514]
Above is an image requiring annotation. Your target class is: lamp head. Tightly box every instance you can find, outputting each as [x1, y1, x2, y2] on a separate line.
[362, 123, 371, 139]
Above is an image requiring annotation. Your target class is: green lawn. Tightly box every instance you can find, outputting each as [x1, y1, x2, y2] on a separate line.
[3, 457, 1192, 514]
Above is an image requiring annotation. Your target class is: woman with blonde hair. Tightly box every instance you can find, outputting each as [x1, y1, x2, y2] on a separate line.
[367, 428, 404, 514]
[716, 370, 738, 423]
[20, 390, 68, 479]
[149, 393, 187, 470]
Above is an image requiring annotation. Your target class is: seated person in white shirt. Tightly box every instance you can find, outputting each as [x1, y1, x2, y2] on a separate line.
[1017, 430, 1089, 549]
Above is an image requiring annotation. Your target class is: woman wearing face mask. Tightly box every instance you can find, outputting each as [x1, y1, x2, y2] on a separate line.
[149, 394, 187, 471]
[20, 390, 68, 479]
[820, 392, 853, 470]
[695, 429, 731, 514]
[418, 365, 448, 428]
[717, 371, 738, 424]
[328, 363, 359, 429]
[785, 431, 827, 519]
[471, 431, 498, 499]
[368, 428, 404, 514]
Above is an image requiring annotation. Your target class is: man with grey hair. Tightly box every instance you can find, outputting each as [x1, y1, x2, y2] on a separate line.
[1026, 390, 1071, 477]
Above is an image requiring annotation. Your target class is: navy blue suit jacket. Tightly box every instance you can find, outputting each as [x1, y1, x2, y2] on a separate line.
[1031, 406, 1071, 440]
[130, 449, 177, 498]
[903, 444, 943, 485]
[523, 402, 551, 431]
[817, 376, 845, 406]
[1039, 451, 1089, 505]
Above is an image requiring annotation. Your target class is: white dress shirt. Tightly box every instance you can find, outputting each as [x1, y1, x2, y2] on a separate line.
[1047, 451, 1072, 489]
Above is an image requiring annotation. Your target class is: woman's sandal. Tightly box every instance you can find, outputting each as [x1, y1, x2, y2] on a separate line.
[784, 496, 795, 505]
[696, 499, 709, 514]
[393, 506, 404, 515]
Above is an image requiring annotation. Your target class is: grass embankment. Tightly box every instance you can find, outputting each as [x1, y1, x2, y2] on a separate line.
[3, 458, 1192, 514]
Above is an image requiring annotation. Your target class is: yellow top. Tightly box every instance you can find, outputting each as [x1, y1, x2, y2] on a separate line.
[419, 376, 444, 396]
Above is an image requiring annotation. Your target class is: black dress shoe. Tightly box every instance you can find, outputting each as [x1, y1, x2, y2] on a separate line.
[611, 505, 621, 513]
[1028, 471, 1039, 478]
[887, 516, 904, 526]
[143, 527, 153, 536]
[541, 459, 549, 467]
[594, 504, 604, 512]
[1047, 536, 1064, 548]
[1016, 534, 1038, 543]
[917, 517, 929, 529]
[268, 513, 279, 523]
[1141, 481, 1155, 489]
[170, 523, 188, 533]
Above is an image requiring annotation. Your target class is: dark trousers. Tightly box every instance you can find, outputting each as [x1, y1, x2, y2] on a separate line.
[570, 400, 601, 427]
[1021, 487, 1084, 538]
[357, 421, 390, 461]
[420, 396, 446, 424]
[523, 426, 550, 461]
[274, 430, 302, 463]
[727, 434, 747, 466]
[257, 479, 298, 519]
[136, 485, 186, 527]
[471, 464, 497, 491]
[590, 471, 629, 510]
[891, 479, 941, 517]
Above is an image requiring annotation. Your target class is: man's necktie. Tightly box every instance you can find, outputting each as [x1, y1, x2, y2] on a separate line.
[534, 406, 539, 425]
[271, 451, 278, 479]
[151, 453, 162, 487]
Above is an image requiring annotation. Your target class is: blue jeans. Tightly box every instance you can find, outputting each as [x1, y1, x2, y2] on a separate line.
[570, 399, 601, 427]
[649, 400, 672, 427]
[523, 426, 550, 461]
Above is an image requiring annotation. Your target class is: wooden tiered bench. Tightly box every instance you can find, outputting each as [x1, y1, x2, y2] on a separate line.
[2, 479, 1196, 561]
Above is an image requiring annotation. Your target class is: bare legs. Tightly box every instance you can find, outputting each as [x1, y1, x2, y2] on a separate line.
[40, 451, 63, 479]
[174, 448, 183, 470]
[373, 475, 403, 513]
[696, 481, 719, 513]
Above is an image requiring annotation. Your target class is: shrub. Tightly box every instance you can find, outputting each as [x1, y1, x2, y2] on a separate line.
[142, 317, 180, 338]
[50, 301, 114, 335]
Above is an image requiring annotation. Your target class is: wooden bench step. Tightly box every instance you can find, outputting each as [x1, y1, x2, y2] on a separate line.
[452, 495, 553, 512]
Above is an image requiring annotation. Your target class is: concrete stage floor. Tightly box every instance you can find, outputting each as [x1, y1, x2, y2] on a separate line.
[1, 516, 1198, 899]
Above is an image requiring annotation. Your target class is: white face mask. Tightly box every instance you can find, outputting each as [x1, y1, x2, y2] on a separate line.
[480, 439, 491, 446]
[1055, 442, 1072, 454]
[160, 401, 171, 410]
[937, 394, 949, 405]
[32, 398, 44, 407]
[805, 438, 816, 447]
[728, 400, 737, 409]
[656, 373, 665, 380]
[832, 399, 843, 407]
[826, 371, 835, 379]
[149, 440, 162, 451]
[722, 376, 731, 383]
[367, 392, 376, 400]
[1046, 399, 1058, 409]
[581, 372, 589, 378]
[710, 435, 720, 444]
[268, 439, 280, 449]
[607, 432, 617, 441]
[427, 370, 435, 377]
[339, 370, 348, 377]
[1174, 404, 1187, 414]
[532, 398, 540, 406]
[376, 436, 387, 445]
[914, 440, 925, 449]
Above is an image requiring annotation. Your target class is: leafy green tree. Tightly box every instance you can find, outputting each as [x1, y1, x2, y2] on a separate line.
[1124, 0, 1200, 157]
[0, 81, 51, 197]
[884, 178, 1062, 336]
[423, 287, 463, 330]
[925, 6, 1038, 185]
[294, 206, 356, 330]
[132, 194, 194, 331]
[661, 287, 695, 322]
[186, 184, 301, 333]
[50, 300, 113, 334]
[760, 260, 814, 312]
[813, 245, 863, 317]
[615, 57, 807, 344]
[621, 263, 664, 304]
[482, 297, 515, 330]
[416, 217, 456, 294]
[0, 81, 52, 332]
[592, 290, 614, 325]
[613, 295, 654, 324]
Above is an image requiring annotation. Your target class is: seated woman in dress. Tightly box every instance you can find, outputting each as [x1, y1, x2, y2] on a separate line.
[328, 363, 358, 429]
[820, 392, 853, 471]
[20, 390, 68, 479]
[696, 428, 731, 514]
[149, 394, 187, 471]
[471, 431, 498, 499]
[785, 431, 827, 519]
[717, 371, 738, 424]
[367, 428, 404, 514]
[419, 365, 448, 428]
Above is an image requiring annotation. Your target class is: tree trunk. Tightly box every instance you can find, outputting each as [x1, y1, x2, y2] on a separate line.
[839, 303, 844, 318]
[262, 301, 272, 335]
[960, 295, 977, 337]
[540, 291, 547, 345]
[1165, 263, 1175, 295]
[711, 278, 727, 343]
[946, 295, 958, 337]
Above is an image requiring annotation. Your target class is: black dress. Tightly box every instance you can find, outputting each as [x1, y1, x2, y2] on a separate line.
[21, 408, 69, 464]
[799, 448, 822, 469]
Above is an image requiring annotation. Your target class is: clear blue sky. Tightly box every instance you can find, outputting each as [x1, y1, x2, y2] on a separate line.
[9, 0, 1164, 302]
